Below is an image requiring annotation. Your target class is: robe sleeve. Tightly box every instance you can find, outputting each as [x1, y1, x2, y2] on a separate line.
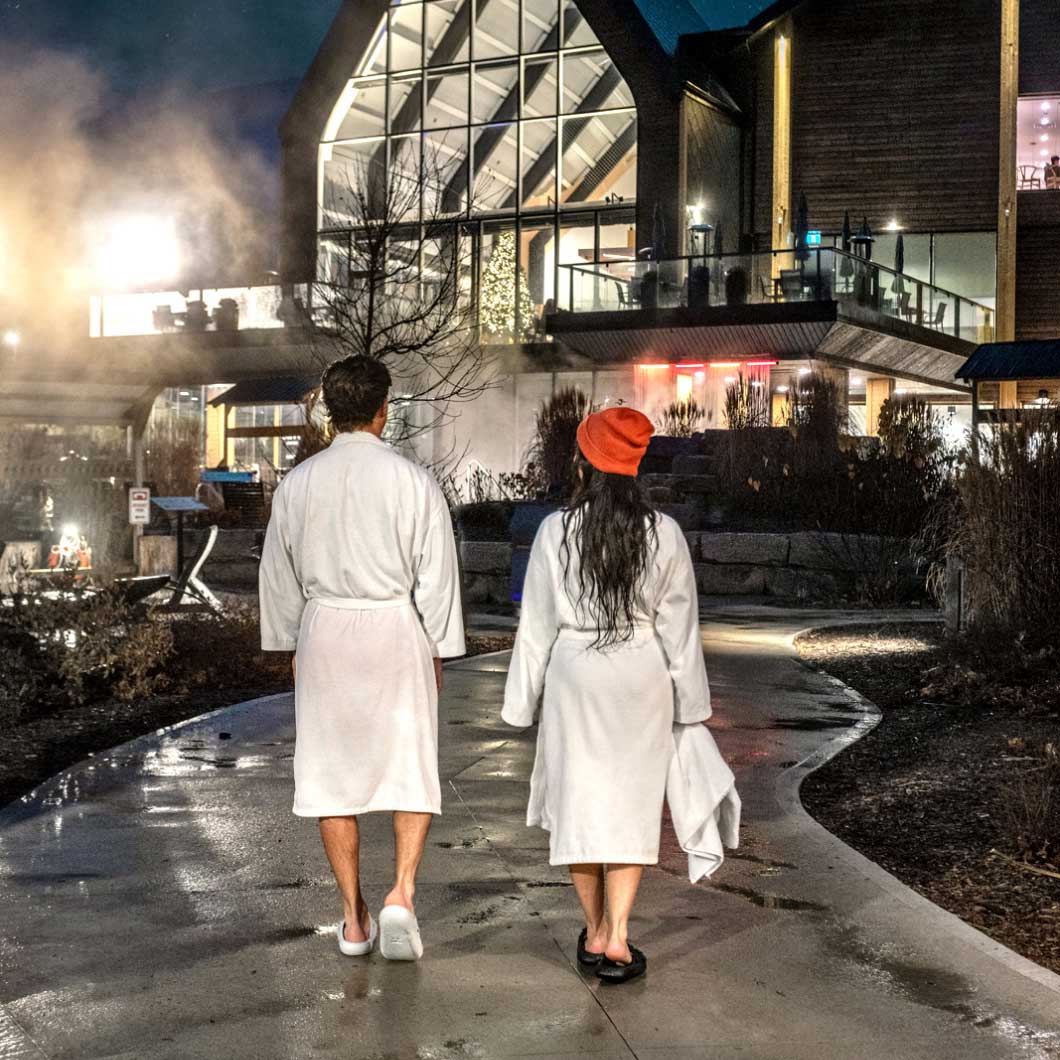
[654, 521, 711, 724]
[258, 483, 306, 652]
[413, 486, 466, 659]
[502, 520, 559, 728]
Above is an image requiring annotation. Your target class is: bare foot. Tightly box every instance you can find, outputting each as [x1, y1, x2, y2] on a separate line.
[383, 886, 415, 913]
[604, 940, 633, 964]
[342, 899, 371, 943]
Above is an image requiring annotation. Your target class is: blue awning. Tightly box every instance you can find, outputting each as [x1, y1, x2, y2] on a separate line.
[957, 340, 1060, 381]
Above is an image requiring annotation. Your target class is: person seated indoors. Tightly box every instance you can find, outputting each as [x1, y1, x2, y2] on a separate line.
[1045, 156, 1060, 189]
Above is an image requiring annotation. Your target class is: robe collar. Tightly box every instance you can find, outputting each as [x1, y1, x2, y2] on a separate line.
[332, 430, 385, 447]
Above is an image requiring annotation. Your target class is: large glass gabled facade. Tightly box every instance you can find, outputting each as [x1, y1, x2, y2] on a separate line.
[317, 0, 638, 341]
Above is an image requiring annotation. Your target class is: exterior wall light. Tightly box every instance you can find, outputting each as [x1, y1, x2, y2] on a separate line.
[2, 329, 20, 348]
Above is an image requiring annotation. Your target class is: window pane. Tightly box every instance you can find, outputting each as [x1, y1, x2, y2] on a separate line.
[425, 128, 470, 216]
[561, 111, 634, 203]
[523, 55, 559, 117]
[390, 4, 424, 71]
[473, 61, 519, 124]
[523, 0, 559, 52]
[321, 140, 387, 225]
[480, 224, 525, 340]
[426, 0, 470, 66]
[562, 49, 620, 113]
[426, 69, 470, 129]
[318, 233, 352, 285]
[561, 0, 598, 46]
[390, 135, 423, 221]
[522, 118, 557, 207]
[557, 214, 596, 309]
[472, 123, 518, 210]
[933, 232, 997, 306]
[521, 222, 556, 322]
[474, 0, 519, 60]
[389, 73, 422, 133]
[335, 78, 387, 140]
[358, 19, 389, 76]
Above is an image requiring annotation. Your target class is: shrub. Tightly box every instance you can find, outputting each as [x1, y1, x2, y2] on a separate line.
[723, 375, 769, 431]
[944, 412, 1060, 648]
[526, 387, 588, 500]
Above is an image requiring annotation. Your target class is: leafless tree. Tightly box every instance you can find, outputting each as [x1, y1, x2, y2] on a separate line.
[306, 144, 497, 447]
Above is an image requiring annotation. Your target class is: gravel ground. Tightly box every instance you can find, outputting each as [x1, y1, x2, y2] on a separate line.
[797, 622, 1060, 975]
[0, 629, 515, 810]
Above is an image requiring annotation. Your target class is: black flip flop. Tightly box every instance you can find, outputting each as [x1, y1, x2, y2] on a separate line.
[577, 928, 605, 967]
[595, 945, 647, 984]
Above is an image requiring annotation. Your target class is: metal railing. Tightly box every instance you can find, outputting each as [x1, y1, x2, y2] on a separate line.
[559, 248, 995, 344]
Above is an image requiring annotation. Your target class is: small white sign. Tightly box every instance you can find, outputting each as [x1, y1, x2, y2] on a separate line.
[129, 487, 151, 525]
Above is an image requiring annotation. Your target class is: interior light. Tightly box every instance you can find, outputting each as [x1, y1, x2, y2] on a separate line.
[1041, 101, 1052, 111]
[776, 385, 790, 394]
[894, 387, 908, 395]
[1041, 134, 1050, 142]
[724, 376, 738, 385]
[2, 329, 19, 349]
[1042, 149, 1050, 157]
[852, 376, 864, 386]
[61, 524, 79, 538]
[746, 359, 779, 367]
[798, 367, 812, 376]
[676, 362, 706, 369]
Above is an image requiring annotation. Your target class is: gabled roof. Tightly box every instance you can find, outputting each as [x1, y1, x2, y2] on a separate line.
[957, 340, 1060, 381]
[209, 375, 319, 407]
[630, 0, 710, 54]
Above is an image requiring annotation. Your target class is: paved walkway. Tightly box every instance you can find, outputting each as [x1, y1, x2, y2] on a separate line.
[1, 605, 1058, 1060]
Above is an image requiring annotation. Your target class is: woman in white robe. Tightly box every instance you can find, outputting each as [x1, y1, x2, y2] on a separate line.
[502, 407, 713, 984]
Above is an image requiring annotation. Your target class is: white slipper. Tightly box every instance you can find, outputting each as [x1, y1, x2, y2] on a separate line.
[379, 905, 423, 961]
[337, 914, 377, 957]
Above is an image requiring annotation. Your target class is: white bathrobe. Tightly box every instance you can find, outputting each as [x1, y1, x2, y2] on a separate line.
[502, 511, 739, 875]
[259, 431, 465, 818]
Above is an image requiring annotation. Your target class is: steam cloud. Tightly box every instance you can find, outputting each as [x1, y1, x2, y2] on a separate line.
[0, 45, 277, 348]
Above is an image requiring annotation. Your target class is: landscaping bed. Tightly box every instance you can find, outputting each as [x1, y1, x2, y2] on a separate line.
[0, 604, 513, 810]
[796, 622, 1060, 975]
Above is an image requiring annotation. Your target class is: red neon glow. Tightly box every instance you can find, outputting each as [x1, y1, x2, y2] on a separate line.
[635, 363, 671, 370]
[746, 360, 779, 367]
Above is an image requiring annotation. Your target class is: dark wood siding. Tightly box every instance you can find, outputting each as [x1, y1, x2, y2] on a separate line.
[1016, 191, 1060, 340]
[684, 97, 742, 250]
[788, 0, 1002, 236]
[1019, 1, 1060, 96]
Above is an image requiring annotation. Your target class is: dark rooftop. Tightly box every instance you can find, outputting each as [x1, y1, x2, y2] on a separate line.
[957, 340, 1060, 381]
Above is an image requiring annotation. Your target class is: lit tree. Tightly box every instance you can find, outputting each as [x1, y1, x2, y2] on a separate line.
[479, 230, 536, 343]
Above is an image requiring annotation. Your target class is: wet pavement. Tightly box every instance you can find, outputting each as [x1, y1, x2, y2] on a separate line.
[1, 604, 1059, 1060]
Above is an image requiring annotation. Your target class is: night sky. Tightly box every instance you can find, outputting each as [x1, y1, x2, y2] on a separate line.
[0, 0, 767, 96]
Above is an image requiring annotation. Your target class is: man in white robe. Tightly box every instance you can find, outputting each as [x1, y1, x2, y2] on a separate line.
[259, 355, 465, 961]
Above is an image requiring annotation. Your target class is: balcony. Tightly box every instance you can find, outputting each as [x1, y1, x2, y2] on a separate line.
[88, 284, 314, 339]
[548, 249, 990, 393]
[556, 248, 994, 345]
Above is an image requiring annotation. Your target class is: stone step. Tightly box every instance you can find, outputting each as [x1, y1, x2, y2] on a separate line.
[670, 474, 718, 496]
[671, 454, 714, 476]
[657, 503, 702, 531]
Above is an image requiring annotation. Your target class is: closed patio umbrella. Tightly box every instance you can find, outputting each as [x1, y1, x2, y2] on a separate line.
[839, 209, 854, 288]
[794, 192, 810, 264]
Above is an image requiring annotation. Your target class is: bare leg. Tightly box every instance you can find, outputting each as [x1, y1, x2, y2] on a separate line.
[383, 811, 432, 912]
[319, 816, 370, 943]
[569, 864, 608, 954]
[604, 864, 643, 963]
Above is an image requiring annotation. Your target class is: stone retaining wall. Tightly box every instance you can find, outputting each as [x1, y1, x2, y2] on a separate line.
[459, 532, 906, 604]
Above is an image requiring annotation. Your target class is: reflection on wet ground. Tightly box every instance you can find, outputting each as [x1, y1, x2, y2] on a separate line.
[0, 606, 1057, 1059]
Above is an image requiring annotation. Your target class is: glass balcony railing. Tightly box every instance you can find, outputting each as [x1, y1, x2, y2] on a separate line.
[88, 284, 315, 339]
[558, 248, 995, 345]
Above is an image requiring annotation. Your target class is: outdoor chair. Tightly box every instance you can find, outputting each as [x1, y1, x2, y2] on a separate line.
[1019, 165, 1042, 190]
[931, 302, 948, 330]
[779, 269, 805, 301]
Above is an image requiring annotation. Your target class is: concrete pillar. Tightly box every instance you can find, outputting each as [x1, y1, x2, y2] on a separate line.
[865, 377, 896, 437]
[996, 0, 1019, 341]
[771, 19, 793, 277]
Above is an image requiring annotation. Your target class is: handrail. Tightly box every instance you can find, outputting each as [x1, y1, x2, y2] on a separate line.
[561, 248, 993, 315]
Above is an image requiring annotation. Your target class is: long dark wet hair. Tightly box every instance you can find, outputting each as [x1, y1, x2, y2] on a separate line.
[561, 453, 658, 648]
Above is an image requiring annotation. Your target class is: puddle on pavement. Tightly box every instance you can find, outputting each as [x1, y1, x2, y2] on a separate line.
[772, 716, 854, 731]
[713, 882, 827, 912]
[266, 926, 318, 944]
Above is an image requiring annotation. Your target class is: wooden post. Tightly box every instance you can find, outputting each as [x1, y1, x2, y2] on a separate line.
[999, 379, 1019, 409]
[772, 19, 793, 279]
[996, 0, 1019, 341]
[865, 377, 895, 437]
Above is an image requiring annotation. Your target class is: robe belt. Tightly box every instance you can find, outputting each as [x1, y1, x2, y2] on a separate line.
[310, 596, 412, 611]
